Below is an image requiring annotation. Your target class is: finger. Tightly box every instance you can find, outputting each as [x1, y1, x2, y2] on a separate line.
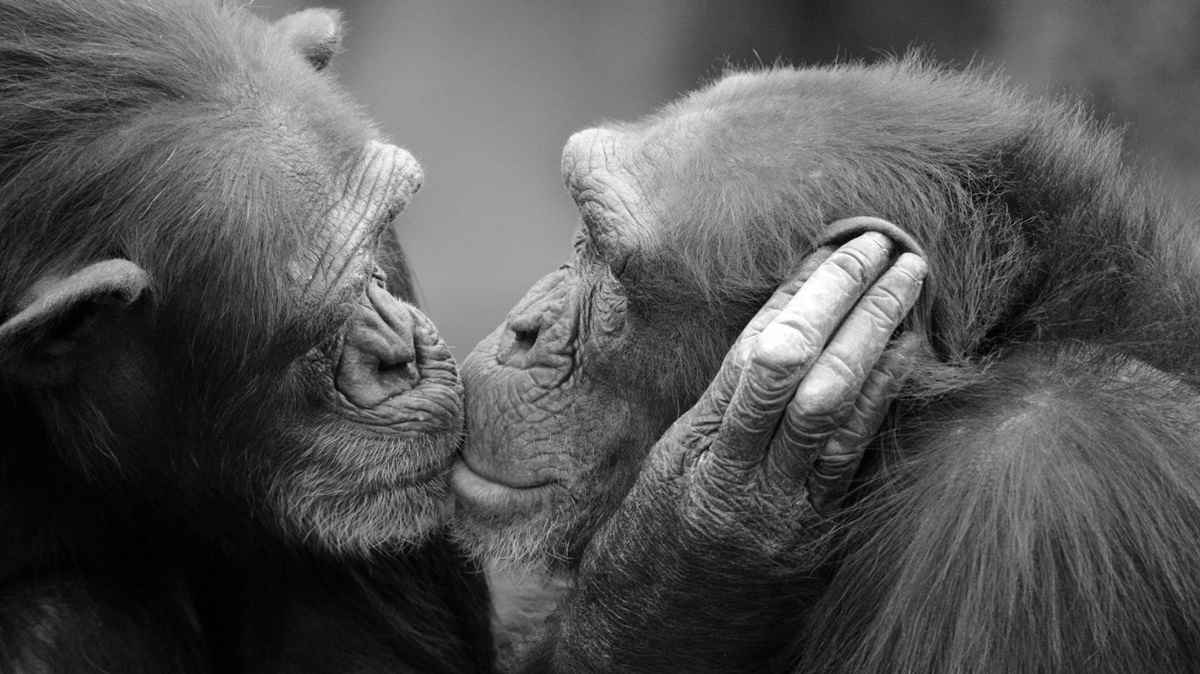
[766, 252, 927, 481]
[711, 232, 897, 465]
[737, 246, 835, 341]
[691, 246, 835, 425]
[806, 332, 925, 514]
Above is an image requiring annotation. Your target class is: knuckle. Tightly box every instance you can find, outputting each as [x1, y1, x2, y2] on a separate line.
[836, 407, 887, 442]
[826, 248, 872, 285]
[720, 406, 768, 439]
[821, 352, 866, 386]
[861, 285, 910, 325]
[788, 394, 850, 427]
[772, 420, 827, 456]
[684, 408, 724, 436]
[751, 324, 820, 373]
[794, 366, 858, 410]
[816, 450, 861, 481]
[729, 381, 790, 425]
[828, 434, 869, 463]
[845, 397, 880, 431]
[861, 366, 898, 399]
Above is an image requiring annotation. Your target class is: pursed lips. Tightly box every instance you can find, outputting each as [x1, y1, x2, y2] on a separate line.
[450, 453, 559, 511]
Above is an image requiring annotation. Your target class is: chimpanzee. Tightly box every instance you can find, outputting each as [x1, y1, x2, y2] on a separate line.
[457, 59, 1200, 672]
[0, 0, 494, 670]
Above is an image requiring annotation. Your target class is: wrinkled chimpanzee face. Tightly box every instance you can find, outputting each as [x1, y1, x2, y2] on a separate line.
[0, 6, 461, 555]
[173, 12, 465, 555]
[268, 139, 464, 555]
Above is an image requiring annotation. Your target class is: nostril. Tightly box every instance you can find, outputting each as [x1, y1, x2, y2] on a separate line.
[513, 326, 539, 351]
[373, 334, 418, 382]
[498, 315, 543, 366]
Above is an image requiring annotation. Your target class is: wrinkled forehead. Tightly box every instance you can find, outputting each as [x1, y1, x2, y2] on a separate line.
[559, 117, 690, 190]
[554, 73, 833, 271]
[559, 72, 843, 220]
[287, 139, 423, 292]
[559, 86, 806, 194]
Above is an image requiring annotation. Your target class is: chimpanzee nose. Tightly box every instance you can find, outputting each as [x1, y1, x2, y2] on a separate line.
[335, 283, 420, 408]
[496, 311, 543, 368]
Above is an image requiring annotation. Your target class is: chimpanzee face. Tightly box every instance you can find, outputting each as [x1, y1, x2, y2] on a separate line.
[0, 6, 462, 554]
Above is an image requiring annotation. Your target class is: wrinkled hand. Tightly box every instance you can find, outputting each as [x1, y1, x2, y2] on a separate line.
[551, 226, 928, 673]
[619, 226, 926, 561]
[649, 229, 926, 555]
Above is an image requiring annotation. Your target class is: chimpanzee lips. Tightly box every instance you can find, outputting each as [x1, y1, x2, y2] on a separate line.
[450, 456, 559, 513]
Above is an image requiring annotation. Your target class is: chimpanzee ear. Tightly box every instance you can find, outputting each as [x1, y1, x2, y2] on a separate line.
[821, 216, 926, 257]
[0, 260, 150, 385]
[821, 216, 933, 339]
[275, 8, 343, 71]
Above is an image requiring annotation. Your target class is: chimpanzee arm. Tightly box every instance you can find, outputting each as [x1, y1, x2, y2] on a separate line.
[527, 231, 926, 672]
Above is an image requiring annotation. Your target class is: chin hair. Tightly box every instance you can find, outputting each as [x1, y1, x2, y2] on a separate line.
[450, 501, 578, 575]
[266, 421, 461, 556]
[281, 475, 454, 556]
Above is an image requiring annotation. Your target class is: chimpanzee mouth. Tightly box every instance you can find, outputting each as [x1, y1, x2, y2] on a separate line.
[450, 457, 559, 512]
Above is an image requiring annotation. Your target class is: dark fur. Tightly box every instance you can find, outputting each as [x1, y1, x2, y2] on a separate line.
[0, 1, 491, 671]
[657, 60, 1200, 672]
[802, 345, 1200, 673]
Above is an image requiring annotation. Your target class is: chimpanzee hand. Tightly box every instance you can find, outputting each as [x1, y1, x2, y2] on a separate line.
[550, 225, 926, 673]
[653, 228, 927, 549]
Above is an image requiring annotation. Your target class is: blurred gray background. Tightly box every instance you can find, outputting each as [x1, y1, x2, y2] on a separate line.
[257, 0, 1200, 354]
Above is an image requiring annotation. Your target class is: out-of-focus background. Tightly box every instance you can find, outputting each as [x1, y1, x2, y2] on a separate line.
[258, 0, 1200, 353]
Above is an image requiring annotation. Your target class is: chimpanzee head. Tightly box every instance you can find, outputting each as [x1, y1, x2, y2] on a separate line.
[0, 0, 460, 555]
[453, 60, 1108, 569]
